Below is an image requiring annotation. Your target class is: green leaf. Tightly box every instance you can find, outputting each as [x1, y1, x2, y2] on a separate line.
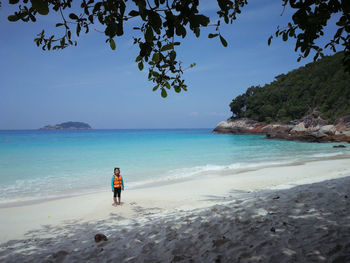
[116, 23, 123, 36]
[176, 26, 186, 38]
[174, 86, 181, 93]
[170, 50, 176, 61]
[219, 35, 228, 47]
[268, 36, 273, 46]
[288, 28, 295, 37]
[304, 48, 310, 57]
[153, 85, 159, 91]
[135, 55, 142, 62]
[217, 0, 226, 11]
[152, 52, 160, 63]
[138, 61, 144, 71]
[165, 82, 170, 89]
[148, 11, 162, 33]
[220, 35, 228, 47]
[145, 27, 154, 43]
[69, 13, 79, 20]
[282, 32, 288, 41]
[105, 23, 118, 38]
[161, 88, 167, 98]
[110, 39, 116, 50]
[30, 0, 49, 15]
[152, 71, 160, 78]
[161, 43, 174, 51]
[194, 27, 200, 38]
[208, 33, 219, 39]
[76, 24, 81, 37]
[195, 15, 210, 26]
[8, 15, 20, 22]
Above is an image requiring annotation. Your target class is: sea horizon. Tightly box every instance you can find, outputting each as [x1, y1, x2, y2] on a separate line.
[0, 127, 214, 131]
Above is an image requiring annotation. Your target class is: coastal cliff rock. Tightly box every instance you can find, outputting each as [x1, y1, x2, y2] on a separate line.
[213, 118, 292, 135]
[213, 119, 264, 134]
[214, 115, 350, 143]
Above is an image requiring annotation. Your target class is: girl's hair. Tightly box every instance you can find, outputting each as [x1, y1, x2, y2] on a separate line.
[114, 167, 120, 173]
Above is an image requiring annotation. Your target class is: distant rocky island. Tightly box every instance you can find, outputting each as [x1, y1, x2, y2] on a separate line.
[39, 122, 92, 130]
[214, 52, 350, 143]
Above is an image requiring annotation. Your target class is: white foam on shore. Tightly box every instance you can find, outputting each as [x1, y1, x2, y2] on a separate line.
[125, 152, 350, 189]
[126, 160, 294, 189]
[1, 152, 349, 207]
[309, 151, 345, 158]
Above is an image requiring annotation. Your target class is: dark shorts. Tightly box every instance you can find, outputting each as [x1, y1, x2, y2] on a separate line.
[114, 187, 121, 198]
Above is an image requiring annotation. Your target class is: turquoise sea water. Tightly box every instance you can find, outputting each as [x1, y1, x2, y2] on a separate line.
[0, 129, 349, 205]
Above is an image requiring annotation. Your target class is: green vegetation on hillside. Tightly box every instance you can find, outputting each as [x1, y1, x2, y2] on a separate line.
[58, 122, 91, 129]
[230, 52, 350, 123]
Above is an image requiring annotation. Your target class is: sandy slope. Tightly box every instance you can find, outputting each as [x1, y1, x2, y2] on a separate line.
[0, 157, 350, 262]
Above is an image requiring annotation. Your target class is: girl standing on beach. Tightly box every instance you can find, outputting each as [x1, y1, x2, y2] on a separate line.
[111, 168, 124, 206]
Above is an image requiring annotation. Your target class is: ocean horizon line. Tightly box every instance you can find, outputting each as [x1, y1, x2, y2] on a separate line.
[0, 127, 214, 131]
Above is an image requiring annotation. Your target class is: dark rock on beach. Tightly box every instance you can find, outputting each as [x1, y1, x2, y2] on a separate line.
[94, 234, 108, 242]
[333, 145, 346, 148]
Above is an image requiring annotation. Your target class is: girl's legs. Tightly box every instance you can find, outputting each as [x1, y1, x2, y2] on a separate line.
[113, 188, 117, 206]
[117, 187, 122, 205]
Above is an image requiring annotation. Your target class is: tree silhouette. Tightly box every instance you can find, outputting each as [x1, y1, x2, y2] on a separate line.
[6, 0, 350, 97]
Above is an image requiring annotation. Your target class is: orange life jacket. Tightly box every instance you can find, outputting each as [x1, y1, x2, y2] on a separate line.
[113, 175, 123, 188]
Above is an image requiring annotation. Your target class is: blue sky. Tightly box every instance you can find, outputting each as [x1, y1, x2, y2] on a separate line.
[0, 0, 340, 129]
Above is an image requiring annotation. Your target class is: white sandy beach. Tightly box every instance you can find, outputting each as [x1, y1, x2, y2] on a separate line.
[0, 157, 350, 262]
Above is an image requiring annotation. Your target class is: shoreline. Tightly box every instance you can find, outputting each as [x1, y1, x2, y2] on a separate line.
[1, 153, 349, 209]
[0, 156, 350, 245]
[1, 157, 350, 262]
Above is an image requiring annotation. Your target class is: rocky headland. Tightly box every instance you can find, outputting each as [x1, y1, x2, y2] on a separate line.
[217, 53, 350, 143]
[214, 115, 350, 143]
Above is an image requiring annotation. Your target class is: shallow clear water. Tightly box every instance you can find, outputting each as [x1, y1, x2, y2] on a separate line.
[0, 129, 348, 204]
